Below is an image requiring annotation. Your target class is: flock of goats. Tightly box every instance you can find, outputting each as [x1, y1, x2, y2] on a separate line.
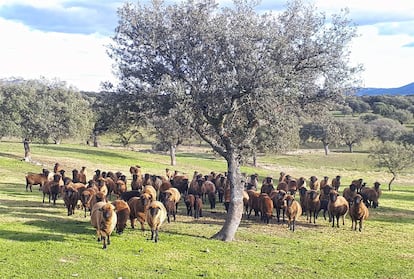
[24, 163, 382, 248]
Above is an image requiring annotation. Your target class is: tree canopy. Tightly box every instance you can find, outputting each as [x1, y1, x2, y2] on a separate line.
[107, 0, 360, 241]
[0, 78, 93, 144]
[369, 142, 414, 190]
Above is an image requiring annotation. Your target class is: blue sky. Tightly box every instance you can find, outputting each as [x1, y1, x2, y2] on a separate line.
[0, 0, 413, 91]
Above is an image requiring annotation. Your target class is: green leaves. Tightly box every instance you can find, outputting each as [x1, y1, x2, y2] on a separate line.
[0, 78, 93, 143]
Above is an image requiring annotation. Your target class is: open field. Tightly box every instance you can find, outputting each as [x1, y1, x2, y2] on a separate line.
[0, 141, 413, 278]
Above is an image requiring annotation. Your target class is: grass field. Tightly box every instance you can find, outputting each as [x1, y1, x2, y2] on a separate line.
[0, 141, 413, 279]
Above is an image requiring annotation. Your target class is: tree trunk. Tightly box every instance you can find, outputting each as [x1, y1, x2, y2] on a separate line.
[388, 174, 396, 191]
[347, 144, 353, 153]
[169, 144, 176, 166]
[211, 152, 243, 241]
[23, 138, 31, 162]
[252, 151, 257, 167]
[323, 143, 329, 155]
[93, 132, 99, 147]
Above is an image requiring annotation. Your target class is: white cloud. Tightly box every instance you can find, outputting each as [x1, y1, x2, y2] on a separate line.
[0, 18, 115, 91]
[1, 0, 413, 91]
[351, 25, 414, 88]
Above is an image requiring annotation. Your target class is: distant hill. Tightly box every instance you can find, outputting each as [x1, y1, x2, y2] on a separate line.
[356, 82, 414, 96]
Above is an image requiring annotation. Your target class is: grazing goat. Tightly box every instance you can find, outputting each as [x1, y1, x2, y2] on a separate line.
[349, 194, 369, 232]
[91, 201, 117, 249]
[25, 169, 50, 192]
[328, 190, 349, 228]
[146, 201, 168, 242]
[111, 199, 131, 235]
[360, 187, 379, 208]
[285, 195, 302, 232]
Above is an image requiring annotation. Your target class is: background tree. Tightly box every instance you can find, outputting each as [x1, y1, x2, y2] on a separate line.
[108, 0, 360, 241]
[0, 78, 93, 158]
[369, 142, 414, 190]
[151, 108, 194, 166]
[93, 90, 146, 147]
[299, 116, 343, 155]
[368, 118, 408, 143]
[345, 96, 371, 115]
[338, 118, 371, 152]
[249, 117, 300, 167]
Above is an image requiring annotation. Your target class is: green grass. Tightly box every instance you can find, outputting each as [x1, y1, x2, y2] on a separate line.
[0, 141, 413, 278]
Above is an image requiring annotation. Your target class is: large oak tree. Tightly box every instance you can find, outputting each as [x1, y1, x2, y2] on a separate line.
[107, 0, 360, 241]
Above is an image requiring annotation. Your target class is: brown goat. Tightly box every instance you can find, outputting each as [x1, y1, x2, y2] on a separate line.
[261, 177, 274, 195]
[25, 169, 50, 192]
[80, 187, 97, 217]
[309, 176, 320, 191]
[331, 175, 341, 191]
[360, 187, 379, 208]
[128, 193, 152, 231]
[113, 180, 127, 199]
[305, 189, 320, 224]
[349, 194, 369, 232]
[111, 199, 131, 235]
[42, 173, 61, 205]
[328, 190, 349, 228]
[201, 180, 216, 209]
[146, 201, 168, 242]
[259, 193, 273, 224]
[194, 195, 203, 219]
[285, 195, 302, 232]
[184, 194, 195, 216]
[62, 184, 80, 216]
[162, 188, 181, 223]
[270, 189, 287, 223]
[343, 183, 358, 205]
[247, 189, 261, 218]
[91, 201, 117, 249]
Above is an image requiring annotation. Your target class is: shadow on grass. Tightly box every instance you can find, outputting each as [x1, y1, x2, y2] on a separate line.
[0, 152, 24, 160]
[382, 192, 414, 202]
[0, 229, 65, 242]
[36, 145, 133, 160]
[176, 152, 219, 160]
[371, 206, 414, 223]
